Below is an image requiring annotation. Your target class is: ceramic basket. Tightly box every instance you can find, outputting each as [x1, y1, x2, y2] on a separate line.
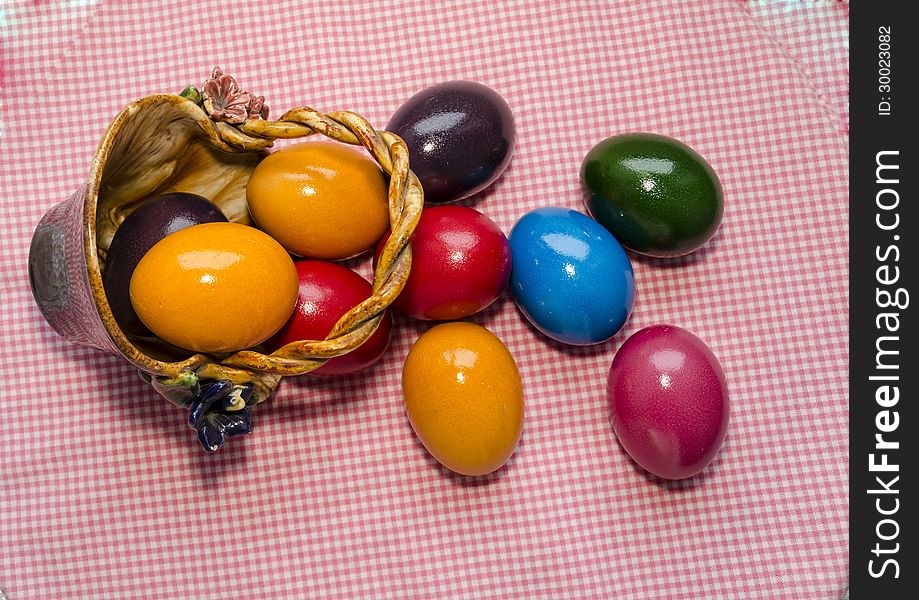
[28, 69, 424, 451]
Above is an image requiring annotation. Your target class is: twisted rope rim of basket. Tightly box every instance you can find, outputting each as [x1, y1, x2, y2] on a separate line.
[87, 95, 424, 382]
[216, 108, 425, 376]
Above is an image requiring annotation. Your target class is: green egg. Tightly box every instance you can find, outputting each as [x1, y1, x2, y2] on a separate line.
[580, 133, 723, 258]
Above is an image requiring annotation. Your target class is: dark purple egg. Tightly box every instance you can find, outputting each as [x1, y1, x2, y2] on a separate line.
[103, 192, 227, 336]
[387, 81, 515, 203]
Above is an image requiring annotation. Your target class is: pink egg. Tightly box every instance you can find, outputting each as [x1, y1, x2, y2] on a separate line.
[607, 325, 729, 480]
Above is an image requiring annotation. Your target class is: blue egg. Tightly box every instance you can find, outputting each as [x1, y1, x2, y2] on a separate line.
[508, 207, 635, 345]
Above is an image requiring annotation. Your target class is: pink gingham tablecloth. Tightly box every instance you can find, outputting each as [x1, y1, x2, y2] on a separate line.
[0, 1, 848, 598]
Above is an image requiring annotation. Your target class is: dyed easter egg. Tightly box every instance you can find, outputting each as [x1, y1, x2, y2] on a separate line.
[508, 207, 634, 345]
[246, 141, 390, 260]
[264, 260, 392, 376]
[581, 133, 723, 257]
[103, 192, 227, 336]
[130, 222, 298, 354]
[375, 206, 512, 320]
[607, 325, 729, 480]
[387, 81, 515, 203]
[402, 322, 523, 476]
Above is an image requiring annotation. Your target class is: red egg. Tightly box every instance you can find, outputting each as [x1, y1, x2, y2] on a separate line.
[264, 261, 392, 376]
[607, 325, 729, 480]
[375, 206, 512, 320]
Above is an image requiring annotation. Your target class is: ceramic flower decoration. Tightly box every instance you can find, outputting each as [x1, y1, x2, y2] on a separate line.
[248, 94, 269, 120]
[187, 380, 254, 452]
[200, 67, 269, 123]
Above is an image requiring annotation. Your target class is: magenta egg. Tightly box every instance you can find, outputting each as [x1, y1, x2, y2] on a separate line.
[607, 325, 729, 480]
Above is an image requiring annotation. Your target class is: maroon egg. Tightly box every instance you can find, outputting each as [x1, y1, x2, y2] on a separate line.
[103, 192, 227, 336]
[374, 206, 512, 320]
[607, 325, 729, 480]
[387, 81, 515, 203]
[263, 260, 392, 376]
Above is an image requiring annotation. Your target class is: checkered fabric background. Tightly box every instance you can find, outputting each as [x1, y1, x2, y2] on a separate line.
[0, 1, 848, 598]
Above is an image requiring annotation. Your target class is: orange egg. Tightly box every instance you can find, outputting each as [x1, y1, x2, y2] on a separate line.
[402, 322, 524, 476]
[130, 222, 299, 354]
[246, 141, 390, 260]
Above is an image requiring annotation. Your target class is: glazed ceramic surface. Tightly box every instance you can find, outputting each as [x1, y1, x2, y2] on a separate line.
[103, 192, 227, 336]
[376, 205, 512, 320]
[581, 133, 723, 257]
[387, 81, 515, 203]
[607, 325, 729, 480]
[402, 322, 523, 476]
[265, 260, 392, 376]
[130, 222, 299, 354]
[246, 141, 390, 260]
[508, 207, 634, 345]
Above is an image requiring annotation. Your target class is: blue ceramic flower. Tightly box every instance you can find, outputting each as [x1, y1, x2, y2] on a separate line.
[186, 380, 254, 452]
